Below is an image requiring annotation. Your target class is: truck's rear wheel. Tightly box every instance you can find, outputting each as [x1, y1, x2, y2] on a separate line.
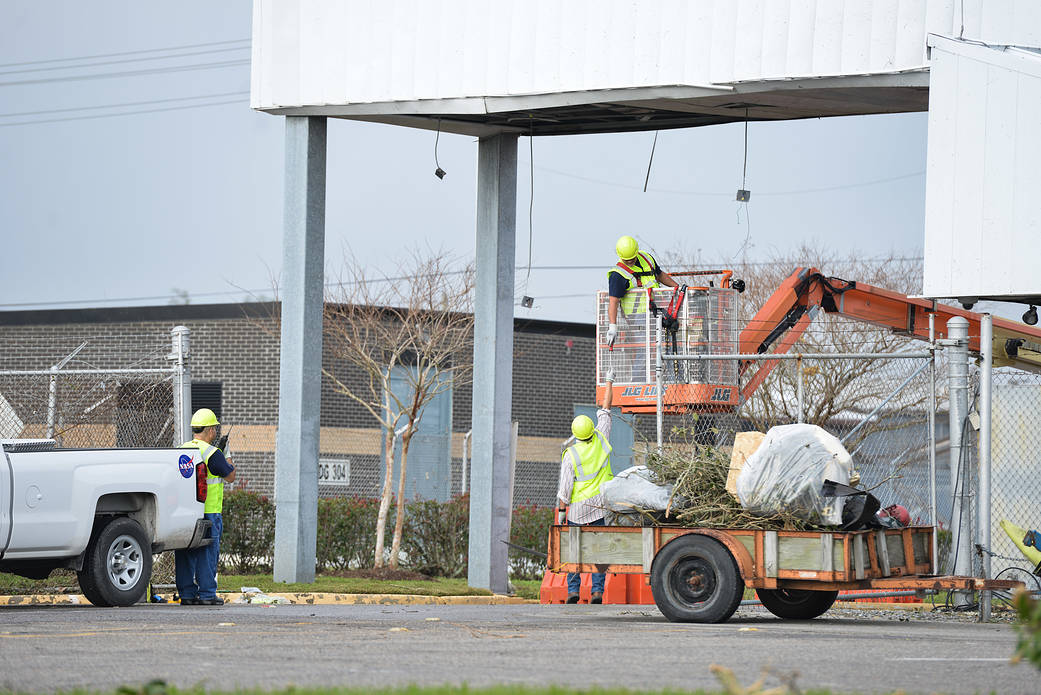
[650, 534, 744, 623]
[756, 588, 838, 619]
[77, 517, 152, 607]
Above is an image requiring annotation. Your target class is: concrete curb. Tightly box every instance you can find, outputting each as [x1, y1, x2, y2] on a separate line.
[0, 592, 537, 607]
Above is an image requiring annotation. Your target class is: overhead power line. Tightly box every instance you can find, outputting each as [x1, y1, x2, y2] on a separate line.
[0, 46, 251, 76]
[0, 97, 247, 127]
[536, 164, 925, 197]
[0, 59, 250, 87]
[0, 38, 250, 69]
[0, 91, 250, 118]
[0, 259, 926, 310]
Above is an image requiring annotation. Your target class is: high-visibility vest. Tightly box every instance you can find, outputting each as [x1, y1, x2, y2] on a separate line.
[608, 251, 661, 315]
[181, 438, 225, 514]
[565, 431, 614, 504]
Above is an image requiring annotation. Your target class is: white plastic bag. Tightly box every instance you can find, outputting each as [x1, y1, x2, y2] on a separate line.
[735, 424, 852, 526]
[601, 465, 679, 512]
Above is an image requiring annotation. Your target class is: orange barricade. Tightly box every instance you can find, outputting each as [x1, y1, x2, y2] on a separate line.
[539, 571, 656, 605]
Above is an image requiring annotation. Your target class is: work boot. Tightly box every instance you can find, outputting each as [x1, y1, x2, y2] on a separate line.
[566, 593, 580, 604]
[179, 597, 200, 606]
[198, 597, 225, 606]
[590, 592, 603, 605]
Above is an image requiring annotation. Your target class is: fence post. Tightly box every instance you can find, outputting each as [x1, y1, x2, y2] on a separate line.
[929, 313, 938, 573]
[978, 313, 993, 621]
[796, 355, 804, 423]
[946, 316, 973, 607]
[170, 326, 191, 446]
[46, 342, 87, 441]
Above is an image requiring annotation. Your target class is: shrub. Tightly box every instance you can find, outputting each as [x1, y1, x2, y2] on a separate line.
[509, 504, 553, 580]
[220, 489, 276, 573]
[1015, 590, 1041, 670]
[401, 493, 470, 577]
[316, 496, 387, 571]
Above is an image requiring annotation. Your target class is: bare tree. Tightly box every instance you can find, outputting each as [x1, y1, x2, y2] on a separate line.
[732, 246, 926, 436]
[323, 249, 474, 568]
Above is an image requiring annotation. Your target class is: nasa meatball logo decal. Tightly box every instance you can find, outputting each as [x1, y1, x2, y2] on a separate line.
[178, 454, 195, 478]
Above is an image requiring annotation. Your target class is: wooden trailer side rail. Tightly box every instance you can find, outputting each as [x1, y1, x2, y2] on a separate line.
[547, 524, 937, 589]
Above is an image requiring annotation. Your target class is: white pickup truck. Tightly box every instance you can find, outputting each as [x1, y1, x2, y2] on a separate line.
[0, 439, 212, 606]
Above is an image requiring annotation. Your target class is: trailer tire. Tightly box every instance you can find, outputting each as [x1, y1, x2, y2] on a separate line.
[77, 516, 152, 607]
[756, 588, 838, 620]
[650, 534, 744, 623]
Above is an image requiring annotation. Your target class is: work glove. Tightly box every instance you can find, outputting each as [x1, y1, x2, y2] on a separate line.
[605, 369, 615, 383]
[606, 323, 618, 347]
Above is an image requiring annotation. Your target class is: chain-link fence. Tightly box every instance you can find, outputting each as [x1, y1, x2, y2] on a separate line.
[0, 328, 189, 596]
[655, 348, 937, 527]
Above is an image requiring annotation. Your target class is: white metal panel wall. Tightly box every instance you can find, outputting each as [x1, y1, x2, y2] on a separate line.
[251, 0, 955, 110]
[923, 36, 1041, 299]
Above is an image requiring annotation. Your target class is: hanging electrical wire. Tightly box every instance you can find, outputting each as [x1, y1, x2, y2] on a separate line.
[433, 118, 446, 179]
[643, 130, 658, 192]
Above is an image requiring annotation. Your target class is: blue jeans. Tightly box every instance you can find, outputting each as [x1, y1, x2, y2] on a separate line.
[567, 517, 606, 595]
[175, 512, 222, 600]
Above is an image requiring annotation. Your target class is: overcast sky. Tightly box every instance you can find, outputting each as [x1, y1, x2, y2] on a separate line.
[0, 1, 959, 325]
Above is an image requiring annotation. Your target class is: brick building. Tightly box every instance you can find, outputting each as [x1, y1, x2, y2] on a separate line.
[0, 302, 641, 508]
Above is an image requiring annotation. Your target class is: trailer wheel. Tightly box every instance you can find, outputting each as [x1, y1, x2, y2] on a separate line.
[77, 517, 152, 607]
[756, 588, 838, 620]
[650, 534, 743, 623]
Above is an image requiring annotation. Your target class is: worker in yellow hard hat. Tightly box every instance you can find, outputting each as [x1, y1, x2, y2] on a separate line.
[555, 371, 615, 604]
[606, 235, 678, 347]
[174, 408, 235, 606]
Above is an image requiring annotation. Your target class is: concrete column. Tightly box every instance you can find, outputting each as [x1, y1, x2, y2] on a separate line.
[468, 133, 518, 594]
[274, 116, 327, 583]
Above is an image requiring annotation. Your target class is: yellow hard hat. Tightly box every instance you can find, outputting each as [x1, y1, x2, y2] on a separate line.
[616, 235, 639, 260]
[571, 415, 595, 441]
[190, 408, 220, 428]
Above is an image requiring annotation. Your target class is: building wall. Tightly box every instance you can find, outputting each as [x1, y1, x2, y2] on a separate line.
[0, 303, 597, 507]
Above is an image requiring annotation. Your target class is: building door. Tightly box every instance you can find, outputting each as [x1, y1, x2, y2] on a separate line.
[573, 405, 635, 474]
[383, 367, 453, 501]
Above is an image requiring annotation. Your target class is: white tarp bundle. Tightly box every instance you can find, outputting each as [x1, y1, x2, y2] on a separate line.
[736, 424, 853, 526]
[602, 465, 678, 512]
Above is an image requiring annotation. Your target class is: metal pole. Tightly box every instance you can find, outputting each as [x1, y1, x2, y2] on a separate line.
[468, 132, 518, 596]
[661, 351, 932, 361]
[796, 355, 804, 423]
[840, 359, 933, 446]
[929, 313, 938, 574]
[947, 316, 972, 607]
[979, 313, 993, 621]
[170, 326, 191, 447]
[274, 115, 327, 584]
[45, 342, 87, 440]
[46, 371, 57, 440]
[656, 313, 663, 456]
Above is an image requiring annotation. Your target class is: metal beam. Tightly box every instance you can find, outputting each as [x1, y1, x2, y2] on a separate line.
[468, 133, 518, 595]
[274, 116, 327, 583]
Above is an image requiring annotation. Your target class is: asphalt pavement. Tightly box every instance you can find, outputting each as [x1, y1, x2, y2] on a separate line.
[0, 601, 1035, 695]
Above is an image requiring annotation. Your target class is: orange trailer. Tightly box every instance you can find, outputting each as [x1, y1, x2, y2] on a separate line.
[546, 521, 1023, 623]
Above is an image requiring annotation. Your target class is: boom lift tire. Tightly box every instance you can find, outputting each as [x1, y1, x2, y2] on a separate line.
[650, 534, 744, 623]
[755, 588, 838, 619]
[77, 516, 152, 607]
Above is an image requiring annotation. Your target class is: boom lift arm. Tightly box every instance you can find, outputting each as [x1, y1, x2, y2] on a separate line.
[738, 267, 1041, 402]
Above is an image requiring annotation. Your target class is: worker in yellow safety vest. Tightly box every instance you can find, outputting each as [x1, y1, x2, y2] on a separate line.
[606, 235, 678, 347]
[556, 371, 616, 604]
[174, 408, 235, 606]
